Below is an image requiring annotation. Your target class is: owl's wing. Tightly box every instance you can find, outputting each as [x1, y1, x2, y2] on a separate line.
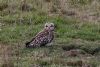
[35, 30, 49, 38]
[26, 30, 49, 48]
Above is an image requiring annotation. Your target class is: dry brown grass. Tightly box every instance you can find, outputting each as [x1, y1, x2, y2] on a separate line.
[0, 0, 100, 23]
[0, 44, 14, 67]
[46, 0, 100, 23]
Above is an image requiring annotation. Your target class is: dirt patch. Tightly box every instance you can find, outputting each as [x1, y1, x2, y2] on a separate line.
[0, 43, 14, 67]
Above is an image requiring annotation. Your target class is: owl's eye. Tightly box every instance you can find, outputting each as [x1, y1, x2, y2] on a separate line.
[50, 25, 54, 27]
[45, 25, 48, 27]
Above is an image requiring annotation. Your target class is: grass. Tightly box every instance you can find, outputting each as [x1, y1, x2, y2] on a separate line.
[0, 16, 100, 44]
[0, 0, 100, 67]
[0, 16, 100, 67]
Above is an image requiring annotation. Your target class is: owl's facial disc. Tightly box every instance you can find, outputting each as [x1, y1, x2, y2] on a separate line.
[44, 23, 55, 31]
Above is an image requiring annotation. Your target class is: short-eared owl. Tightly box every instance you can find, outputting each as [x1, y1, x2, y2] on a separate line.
[26, 23, 55, 48]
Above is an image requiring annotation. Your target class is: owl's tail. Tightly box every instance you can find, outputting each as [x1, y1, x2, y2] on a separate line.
[25, 38, 35, 48]
[25, 42, 31, 48]
[25, 41, 34, 48]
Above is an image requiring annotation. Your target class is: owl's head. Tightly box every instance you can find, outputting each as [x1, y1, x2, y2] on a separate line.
[44, 22, 55, 31]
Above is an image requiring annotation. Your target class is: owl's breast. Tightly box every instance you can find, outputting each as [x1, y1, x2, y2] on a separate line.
[47, 32, 54, 43]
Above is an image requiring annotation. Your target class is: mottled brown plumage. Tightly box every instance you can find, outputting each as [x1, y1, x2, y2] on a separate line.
[26, 23, 55, 48]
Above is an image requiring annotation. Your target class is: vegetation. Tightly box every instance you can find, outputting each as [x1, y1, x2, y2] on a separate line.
[0, 0, 100, 67]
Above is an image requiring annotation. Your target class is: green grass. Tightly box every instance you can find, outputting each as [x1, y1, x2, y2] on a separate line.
[0, 0, 100, 67]
[0, 16, 100, 44]
[0, 16, 100, 66]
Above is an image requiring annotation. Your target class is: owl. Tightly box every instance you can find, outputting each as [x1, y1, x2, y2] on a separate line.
[26, 22, 55, 48]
